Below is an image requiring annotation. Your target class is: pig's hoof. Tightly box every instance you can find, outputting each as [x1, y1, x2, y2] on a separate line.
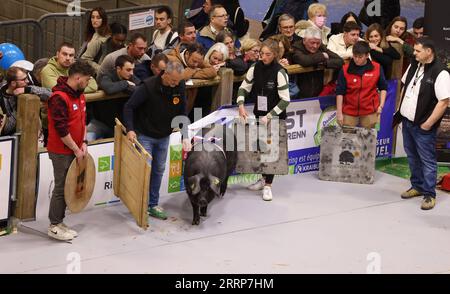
[192, 219, 200, 225]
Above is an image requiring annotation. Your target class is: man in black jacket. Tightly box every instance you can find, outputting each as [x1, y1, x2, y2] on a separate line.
[124, 61, 191, 220]
[98, 55, 140, 96]
[394, 37, 450, 210]
[292, 27, 343, 98]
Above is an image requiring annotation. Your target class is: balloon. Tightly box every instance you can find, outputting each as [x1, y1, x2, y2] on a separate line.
[0, 43, 25, 70]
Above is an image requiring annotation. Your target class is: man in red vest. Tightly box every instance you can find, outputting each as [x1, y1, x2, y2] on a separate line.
[47, 60, 95, 241]
[336, 41, 387, 128]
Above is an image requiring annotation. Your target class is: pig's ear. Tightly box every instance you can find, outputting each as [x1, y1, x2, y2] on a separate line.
[208, 175, 221, 196]
[187, 174, 202, 194]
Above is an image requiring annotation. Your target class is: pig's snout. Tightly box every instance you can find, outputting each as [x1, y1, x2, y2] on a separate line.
[198, 198, 208, 207]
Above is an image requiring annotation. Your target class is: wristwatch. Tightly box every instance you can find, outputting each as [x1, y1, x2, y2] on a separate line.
[83, 140, 88, 144]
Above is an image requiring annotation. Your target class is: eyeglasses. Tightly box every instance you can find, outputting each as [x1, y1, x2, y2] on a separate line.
[16, 76, 28, 82]
[280, 25, 294, 30]
[214, 14, 228, 18]
[250, 49, 260, 54]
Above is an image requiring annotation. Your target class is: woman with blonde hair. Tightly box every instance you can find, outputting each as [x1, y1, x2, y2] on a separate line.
[204, 42, 229, 71]
[240, 38, 261, 64]
[295, 3, 331, 45]
[237, 38, 290, 201]
[232, 38, 261, 74]
[365, 23, 400, 78]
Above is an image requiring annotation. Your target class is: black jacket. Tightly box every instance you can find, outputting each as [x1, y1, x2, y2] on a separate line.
[220, 0, 249, 38]
[250, 61, 287, 119]
[292, 40, 344, 98]
[369, 44, 401, 78]
[0, 85, 17, 136]
[226, 56, 250, 76]
[98, 70, 140, 96]
[123, 74, 187, 138]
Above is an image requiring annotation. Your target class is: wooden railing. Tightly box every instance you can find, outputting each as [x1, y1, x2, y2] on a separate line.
[84, 64, 319, 104]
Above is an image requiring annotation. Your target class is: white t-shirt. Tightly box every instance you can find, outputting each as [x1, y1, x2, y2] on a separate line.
[400, 63, 450, 122]
[153, 29, 172, 50]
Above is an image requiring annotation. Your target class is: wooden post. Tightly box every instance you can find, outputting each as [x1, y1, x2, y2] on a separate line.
[15, 94, 40, 220]
[211, 68, 233, 112]
[113, 119, 123, 198]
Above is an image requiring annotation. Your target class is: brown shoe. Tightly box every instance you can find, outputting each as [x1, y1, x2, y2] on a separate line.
[401, 188, 422, 199]
[421, 196, 436, 210]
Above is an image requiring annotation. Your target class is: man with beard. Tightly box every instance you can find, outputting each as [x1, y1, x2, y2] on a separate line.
[46, 60, 95, 241]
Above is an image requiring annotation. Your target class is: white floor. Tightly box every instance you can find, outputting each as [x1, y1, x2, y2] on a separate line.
[1, 171, 450, 274]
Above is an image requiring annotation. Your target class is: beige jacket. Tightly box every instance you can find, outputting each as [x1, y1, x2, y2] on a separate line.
[81, 32, 110, 73]
[327, 33, 363, 60]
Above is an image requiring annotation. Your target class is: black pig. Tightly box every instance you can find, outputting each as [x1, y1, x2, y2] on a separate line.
[184, 124, 237, 225]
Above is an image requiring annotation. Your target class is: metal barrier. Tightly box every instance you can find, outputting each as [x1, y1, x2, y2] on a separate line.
[39, 4, 166, 60]
[0, 19, 43, 62]
[38, 13, 84, 59]
[1, 4, 168, 63]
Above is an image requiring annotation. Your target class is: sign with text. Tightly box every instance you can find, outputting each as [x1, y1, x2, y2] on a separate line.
[36, 142, 118, 221]
[129, 10, 154, 31]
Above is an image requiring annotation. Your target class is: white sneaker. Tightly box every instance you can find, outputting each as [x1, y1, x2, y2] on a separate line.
[60, 223, 78, 238]
[48, 224, 73, 241]
[262, 186, 273, 201]
[247, 178, 265, 191]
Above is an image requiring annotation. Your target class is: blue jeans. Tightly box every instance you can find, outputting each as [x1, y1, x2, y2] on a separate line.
[289, 80, 300, 99]
[402, 118, 438, 198]
[138, 134, 170, 208]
